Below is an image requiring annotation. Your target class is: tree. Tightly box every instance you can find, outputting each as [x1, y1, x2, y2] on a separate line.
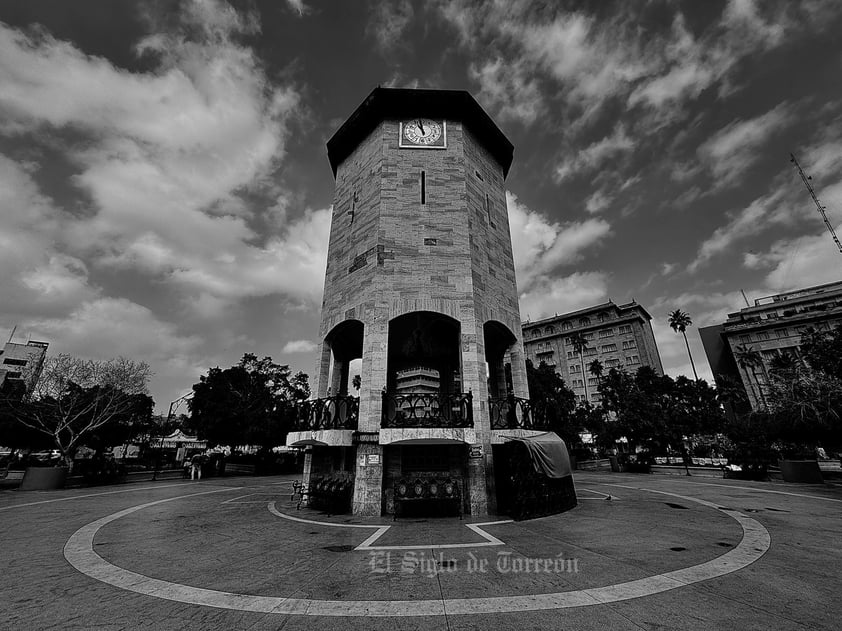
[0, 354, 153, 470]
[188, 354, 310, 449]
[568, 332, 590, 401]
[668, 309, 699, 381]
[352, 374, 361, 392]
[800, 324, 842, 380]
[524, 360, 580, 447]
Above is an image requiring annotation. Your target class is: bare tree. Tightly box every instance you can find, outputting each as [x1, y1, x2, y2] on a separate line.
[5, 354, 153, 471]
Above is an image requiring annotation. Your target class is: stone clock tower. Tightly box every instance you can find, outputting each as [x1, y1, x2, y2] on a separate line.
[287, 88, 539, 517]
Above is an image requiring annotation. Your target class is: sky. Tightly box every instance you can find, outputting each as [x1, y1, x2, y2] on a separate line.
[2, 0, 842, 412]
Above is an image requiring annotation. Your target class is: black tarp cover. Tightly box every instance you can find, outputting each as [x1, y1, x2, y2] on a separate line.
[508, 432, 572, 479]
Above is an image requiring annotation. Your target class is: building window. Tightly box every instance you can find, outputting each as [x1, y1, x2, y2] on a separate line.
[739, 334, 750, 343]
[587, 377, 599, 387]
[585, 348, 597, 357]
[561, 322, 572, 331]
[572, 379, 584, 388]
[547, 326, 555, 334]
[5, 371, 22, 379]
[2, 358, 27, 366]
[599, 329, 614, 338]
[600, 344, 617, 353]
[625, 355, 640, 366]
[619, 325, 632, 335]
[579, 317, 590, 326]
[776, 328, 788, 339]
[567, 351, 576, 359]
[757, 331, 770, 341]
[583, 333, 594, 341]
[420, 170, 426, 204]
[622, 340, 636, 350]
[605, 359, 621, 367]
[570, 364, 581, 373]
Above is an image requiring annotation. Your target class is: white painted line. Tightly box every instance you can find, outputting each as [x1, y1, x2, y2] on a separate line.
[64, 486, 770, 616]
[676, 481, 842, 503]
[267, 502, 383, 529]
[265, 503, 511, 550]
[222, 493, 259, 504]
[578, 488, 619, 500]
[0, 481, 199, 512]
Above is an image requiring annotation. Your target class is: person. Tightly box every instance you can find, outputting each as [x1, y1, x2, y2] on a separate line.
[190, 452, 203, 480]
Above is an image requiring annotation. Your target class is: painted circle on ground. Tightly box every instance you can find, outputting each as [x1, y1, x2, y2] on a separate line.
[64, 485, 771, 617]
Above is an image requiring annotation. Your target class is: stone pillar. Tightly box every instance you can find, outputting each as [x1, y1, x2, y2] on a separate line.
[301, 449, 314, 506]
[330, 358, 347, 395]
[353, 443, 383, 516]
[508, 341, 529, 399]
[467, 444, 489, 516]
[313, 341, 332, 398]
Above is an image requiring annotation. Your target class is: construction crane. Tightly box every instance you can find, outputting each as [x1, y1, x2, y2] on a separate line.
[790, 152, 842, 255]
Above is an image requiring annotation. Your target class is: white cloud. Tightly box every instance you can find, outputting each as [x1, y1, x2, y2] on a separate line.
[0, 2, 327, 311]
[507, 192, 611, 289]
[282, 339, 318, 354]
[469, 58, 543, 124]
[285, 0, 308, 17]
[584, 190, 613, 214]
[697, 103, 793, 188]
[555, 124, 633, 181]
[368, 1, 414, 52]
[519, 273, 609, 322]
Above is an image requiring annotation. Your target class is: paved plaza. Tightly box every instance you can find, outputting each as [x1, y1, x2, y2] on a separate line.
[1, 472, 840, 630]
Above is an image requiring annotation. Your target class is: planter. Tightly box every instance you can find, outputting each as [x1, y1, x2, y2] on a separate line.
[20, 466, 68, 491]
[779, 460, 823, 484]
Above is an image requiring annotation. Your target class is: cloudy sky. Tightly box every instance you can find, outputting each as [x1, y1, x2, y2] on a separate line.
[2, 0, 842, 411]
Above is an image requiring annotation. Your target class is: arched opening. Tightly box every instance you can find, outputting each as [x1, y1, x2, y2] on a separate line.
[325, 319, 364, 396]
[386, 311, 462, 397]
[483, 320, 517, 399]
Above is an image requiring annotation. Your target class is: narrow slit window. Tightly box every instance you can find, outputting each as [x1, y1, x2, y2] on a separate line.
[421, 170, 426, 205]
[485, 193, 490, 220]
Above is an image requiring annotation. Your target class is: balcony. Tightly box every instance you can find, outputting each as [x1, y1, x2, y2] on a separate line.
[293, 395, 359, 431]
[381, 391, 473, 428]
[489, 396, 551, 431]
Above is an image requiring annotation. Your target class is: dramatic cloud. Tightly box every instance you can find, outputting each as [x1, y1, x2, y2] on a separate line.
[555, 124, 633, 182]
[367, 1, 414, 53]
[697, 103, 793, 189]
[507, 192, 611, 290]
[519, 273, 609, 322]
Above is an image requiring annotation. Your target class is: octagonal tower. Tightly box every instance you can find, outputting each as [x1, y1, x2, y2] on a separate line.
[287, 88, 539, 517]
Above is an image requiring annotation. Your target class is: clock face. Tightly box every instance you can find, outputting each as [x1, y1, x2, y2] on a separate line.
[402, 119, 444, 146]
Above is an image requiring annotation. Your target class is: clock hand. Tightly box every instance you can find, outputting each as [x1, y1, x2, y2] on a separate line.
[418, 119, 425, 135]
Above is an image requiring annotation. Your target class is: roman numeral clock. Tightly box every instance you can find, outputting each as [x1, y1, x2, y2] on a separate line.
[399, 118, 447, 148]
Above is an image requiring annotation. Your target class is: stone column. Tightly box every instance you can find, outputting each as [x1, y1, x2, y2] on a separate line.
[312, 341, 333, 398]
[353, 443, 384, 516]
[352, 304, 388, 516]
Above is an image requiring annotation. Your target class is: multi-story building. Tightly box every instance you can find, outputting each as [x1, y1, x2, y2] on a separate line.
[700, 280, 842, 411]
[0, 339, 49, 395]
[522, 301, 663, 403]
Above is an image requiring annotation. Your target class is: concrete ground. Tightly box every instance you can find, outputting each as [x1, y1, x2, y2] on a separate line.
[1, 472, 840, 630]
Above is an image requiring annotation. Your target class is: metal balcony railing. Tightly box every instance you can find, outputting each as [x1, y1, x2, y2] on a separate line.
[294, 396, 359, 431]
[489, 395, 551, 430]
[381, 391, 473, 428]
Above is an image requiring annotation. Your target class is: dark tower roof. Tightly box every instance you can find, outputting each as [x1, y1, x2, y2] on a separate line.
[327, 87, 514, 178]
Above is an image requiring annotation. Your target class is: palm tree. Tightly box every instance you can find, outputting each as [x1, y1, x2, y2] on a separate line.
[668, 309, 699, 381]
[734, 344, 767, 409]
[569, 332, 590, 402]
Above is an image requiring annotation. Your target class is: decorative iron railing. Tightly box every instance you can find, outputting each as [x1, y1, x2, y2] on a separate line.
[381, 391, 474, 428]
[489, 395, 552, 430]
[294, 396, 359, 431]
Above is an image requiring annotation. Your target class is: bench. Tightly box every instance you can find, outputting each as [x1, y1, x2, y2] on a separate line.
[294, 475, 354, 515]
[393, 477, 462, 521]
[0, 470, 25, 487]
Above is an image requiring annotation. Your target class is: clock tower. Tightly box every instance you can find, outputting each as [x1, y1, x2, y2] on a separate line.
[287, 88, 540, 517]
